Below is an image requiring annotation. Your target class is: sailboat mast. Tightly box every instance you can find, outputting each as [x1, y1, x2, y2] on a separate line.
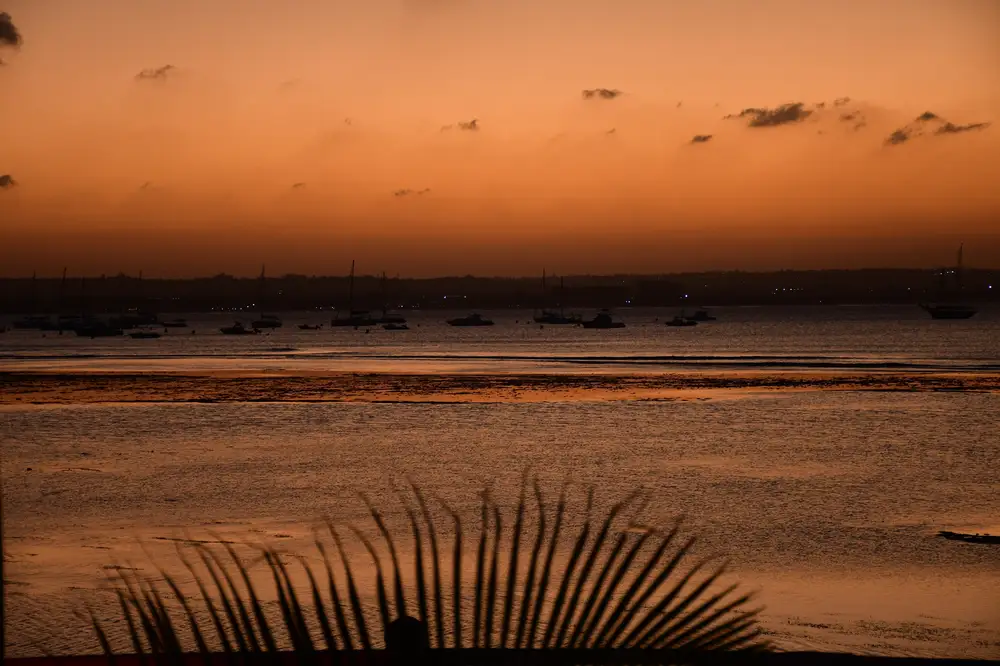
[541, 268, 547, 312]
[381, 271, 388, 316]
[259, 264, 266, 318]
[348, 260, 355, 312]
[58, 267, 67, 324]
[559, 275, 565, 315]
[956, 244, 964, 292]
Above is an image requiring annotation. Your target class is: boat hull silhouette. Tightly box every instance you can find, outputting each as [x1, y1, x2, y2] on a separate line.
[252, 317, 283, 329]
[920, 303, 977, 320]
[447, 314, 494, 326]
[220, 322, 258, 335]
[534, 310, 581, 325]
[581, 312, 625, 329]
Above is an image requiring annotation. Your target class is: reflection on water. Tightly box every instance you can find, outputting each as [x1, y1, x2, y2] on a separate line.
[3, 390, 999, 657]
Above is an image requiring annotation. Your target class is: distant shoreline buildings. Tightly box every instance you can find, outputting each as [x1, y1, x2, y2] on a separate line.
[0, 268, 996, 314]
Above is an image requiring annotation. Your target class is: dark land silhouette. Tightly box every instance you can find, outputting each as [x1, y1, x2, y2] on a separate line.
[1, 268, 996, 315]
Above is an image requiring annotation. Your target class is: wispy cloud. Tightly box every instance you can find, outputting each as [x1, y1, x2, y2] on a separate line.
[936, 121, 990, 135]
[292, 182, 306, 189]
[394, 188, 431, 197]
[885, 111, 991, 146]
[582, 88, 622, 100]
[135, 65, 176, 82]
[441, 119, 479, 132]
[690, 134, 713, 144]
[725, 102, 812, 127]
[839, 111, 866, 130]
[885, 128, 911, 145]
[0, 12, 22, 48]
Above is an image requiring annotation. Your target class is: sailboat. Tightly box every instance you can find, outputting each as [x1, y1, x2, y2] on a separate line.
[446, 313, 494, 327]
[331, 260, 378, 327]
[920, 244, 978, 320]
[251, 265, 283, 329]
[685, 309, 717, 322]
[129, 327, 162, 339]
[73, 275, 124, 337]
[534, 272, 581, 325]
[51, 268, 79, 333]
[666, 313, 697, 327]
[377, 272, 408, 325]
[581, 309, 626, 329]
[221, 321, 259, 335]
[110, 271, 159, 329]
[12, 272, 54, 329]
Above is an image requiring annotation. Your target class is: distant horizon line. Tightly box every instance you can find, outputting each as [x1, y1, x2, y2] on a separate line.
[3, 265, 998, 281]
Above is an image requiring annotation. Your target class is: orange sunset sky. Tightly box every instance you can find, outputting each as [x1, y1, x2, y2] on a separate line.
[1, 0, 999, 277]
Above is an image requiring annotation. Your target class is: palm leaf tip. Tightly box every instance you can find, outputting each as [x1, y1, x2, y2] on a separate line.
[92, 482, 766, 656]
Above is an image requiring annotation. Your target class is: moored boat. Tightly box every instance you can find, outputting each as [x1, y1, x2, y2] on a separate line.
[920, 244, 978, 320]
[685, 309, 717, 322]
[251, 266, 283, 328]
[920, 303, 977, 320]
[581, 310, 625, 329]
[220, 321, 258, 335]
[447, 313, 494, 327]
[11, 314, 53, 330]
[533, 272, 581, 324]
[331, 260, 379, 327]
[252, 313, 283, 329]
[74, 320, 124, 337]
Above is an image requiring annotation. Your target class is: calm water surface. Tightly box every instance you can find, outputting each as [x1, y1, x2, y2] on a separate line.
[2, 306, 998, 657]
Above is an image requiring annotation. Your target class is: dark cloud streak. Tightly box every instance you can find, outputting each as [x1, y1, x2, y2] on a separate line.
[0, 12, 22, 48]
[724, 102, 812, 127]
[885, 111, 991, 146]
[936, 121, 990, 135]
[582, 88, 622, 100]
[394, 188, 431, 197]
[441, 119, 479, 132]
[135, 65, 176, 81]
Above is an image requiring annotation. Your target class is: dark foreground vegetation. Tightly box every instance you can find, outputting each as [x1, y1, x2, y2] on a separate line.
[2, 482, 996, 665]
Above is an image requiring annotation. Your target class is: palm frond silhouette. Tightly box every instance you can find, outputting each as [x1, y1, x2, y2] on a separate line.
[91, 479, 767, 659]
